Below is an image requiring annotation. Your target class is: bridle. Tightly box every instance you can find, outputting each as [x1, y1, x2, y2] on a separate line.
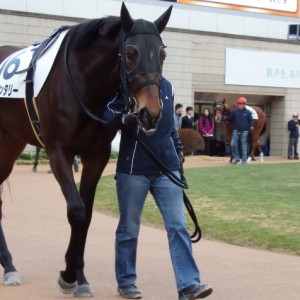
[215, 103, 225, 115]
[215, 102, 231, 122]
[118, 28, 163, 114]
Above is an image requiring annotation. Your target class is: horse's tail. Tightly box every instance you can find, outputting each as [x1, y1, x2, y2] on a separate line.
[260, 122, 267, 136]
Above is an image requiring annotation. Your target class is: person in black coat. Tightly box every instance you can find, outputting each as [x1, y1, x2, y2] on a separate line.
[287, 112, 300, 159]
[181, 106, 195, 129]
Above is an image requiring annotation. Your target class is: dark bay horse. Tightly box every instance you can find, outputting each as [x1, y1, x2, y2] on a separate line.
[214, 99, 267, 161]
[0, 2, 172, 296]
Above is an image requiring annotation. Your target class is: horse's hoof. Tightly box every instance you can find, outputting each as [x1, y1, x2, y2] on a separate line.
[73, 284, 94, 298]
[3, 271, 22, 286]
[58, 274, 77, 294]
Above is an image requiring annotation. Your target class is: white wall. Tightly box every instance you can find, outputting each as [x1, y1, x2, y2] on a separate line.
[0, 0, 298, 40]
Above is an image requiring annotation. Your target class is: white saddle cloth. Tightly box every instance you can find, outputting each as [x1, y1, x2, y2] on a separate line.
[245, 105, 258, 120]
[0, 30, 67, 99]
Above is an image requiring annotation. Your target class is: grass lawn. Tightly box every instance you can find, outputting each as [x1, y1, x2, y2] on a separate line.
[94, 163, 300, 256]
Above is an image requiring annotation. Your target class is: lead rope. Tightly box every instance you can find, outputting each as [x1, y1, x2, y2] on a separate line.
[63, 31, 201, 242]
[64, 33, 109, 125]
[131, 130, 202, 242]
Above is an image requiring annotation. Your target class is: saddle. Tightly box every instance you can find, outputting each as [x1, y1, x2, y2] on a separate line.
[24, 26, 69, 147]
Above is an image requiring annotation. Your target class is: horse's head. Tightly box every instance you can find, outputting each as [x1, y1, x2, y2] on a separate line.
[214, 99, 226, 123]
[120, 2, 172, 134]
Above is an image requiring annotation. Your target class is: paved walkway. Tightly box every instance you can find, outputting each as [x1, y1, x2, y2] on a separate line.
[1, 157, 300, 299]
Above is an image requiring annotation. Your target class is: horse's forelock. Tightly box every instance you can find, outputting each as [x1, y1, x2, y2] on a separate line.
[68, 16, 121, 51]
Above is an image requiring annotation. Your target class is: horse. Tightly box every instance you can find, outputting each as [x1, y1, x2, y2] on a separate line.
[214, 99, 267, 161]
[0, 2, 172, 296]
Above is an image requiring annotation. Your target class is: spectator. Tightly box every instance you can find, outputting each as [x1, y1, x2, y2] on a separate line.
[287, 112, 299, 159]
[173, 103, 183, 130]
[181, 106, 195, 129]
[199, 108, 215, 156]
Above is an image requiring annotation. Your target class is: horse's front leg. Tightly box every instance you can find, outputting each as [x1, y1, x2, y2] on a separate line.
[47, 153, 89, 295]
[55, 151, 110, 298]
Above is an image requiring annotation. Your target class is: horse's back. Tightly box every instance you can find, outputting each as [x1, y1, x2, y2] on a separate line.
[0, 46, 22, 62]
[252, 105, 266, 120]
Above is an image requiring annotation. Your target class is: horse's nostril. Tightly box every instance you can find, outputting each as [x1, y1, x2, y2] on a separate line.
[138, 108, 161, 130]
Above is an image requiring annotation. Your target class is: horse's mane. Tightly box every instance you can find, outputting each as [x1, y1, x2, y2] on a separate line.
[224, 102, 235, 112]
[67, 16, 121, 51]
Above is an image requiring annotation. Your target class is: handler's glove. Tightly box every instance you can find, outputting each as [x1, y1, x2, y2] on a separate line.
[249, 127, 254, 133]
[177, 150, 185, 163]
[121, 114, 138, 130]
[177, 149, 185, 174]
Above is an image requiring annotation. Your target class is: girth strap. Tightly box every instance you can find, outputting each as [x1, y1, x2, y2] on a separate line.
[24, 97, 44, 147]
[24, 26, 70, 148]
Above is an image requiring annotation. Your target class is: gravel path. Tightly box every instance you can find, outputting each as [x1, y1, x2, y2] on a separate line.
[1, 156, 299, 299]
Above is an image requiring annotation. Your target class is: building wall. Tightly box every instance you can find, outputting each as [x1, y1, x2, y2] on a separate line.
[161, 29, 300, 156]
[0, 11, 80, 47]
[1, 8, 300, 156]
[0, 0, 299, 40]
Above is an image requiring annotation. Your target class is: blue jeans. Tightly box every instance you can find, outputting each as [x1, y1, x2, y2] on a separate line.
[288, 137, 299, 158]
[231, 130, 248, 162]
[115, 171, 200, 291]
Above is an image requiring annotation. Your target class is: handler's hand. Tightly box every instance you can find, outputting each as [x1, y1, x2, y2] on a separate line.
[121, 114, 138, 130]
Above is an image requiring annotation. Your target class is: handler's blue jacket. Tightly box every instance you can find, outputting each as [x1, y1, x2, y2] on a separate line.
[223, 108, 254, 132]
[102, 77, 182, 175]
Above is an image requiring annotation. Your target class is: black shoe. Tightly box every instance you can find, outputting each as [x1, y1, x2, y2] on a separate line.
[117, 284, 142, 299]
[288, 157, 293, 160]
[294, 157, 299, 160]
[179, 284, 213, 300]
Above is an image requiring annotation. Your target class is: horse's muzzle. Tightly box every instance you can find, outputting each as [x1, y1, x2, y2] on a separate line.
[138, 107, 162, 134]
[214, 115, 222, 123]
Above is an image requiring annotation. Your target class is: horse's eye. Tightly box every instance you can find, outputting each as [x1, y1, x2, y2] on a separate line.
[125, 46, 139, 72]
[159, 48, 166, 65]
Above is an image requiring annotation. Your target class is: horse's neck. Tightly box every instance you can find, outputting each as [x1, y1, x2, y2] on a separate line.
[224, 104, 234, 114]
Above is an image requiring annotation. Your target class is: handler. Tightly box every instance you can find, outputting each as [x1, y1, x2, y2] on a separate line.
[101, 76, 213, 300]
[223, 97, 254, 164]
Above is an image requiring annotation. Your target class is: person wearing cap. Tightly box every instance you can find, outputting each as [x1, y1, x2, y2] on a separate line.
[287, 113, 299, 159]
[222, 97, 254, 164]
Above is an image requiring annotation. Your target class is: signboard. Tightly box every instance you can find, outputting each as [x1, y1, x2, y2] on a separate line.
[177, 0, 300, 17]
[225, 48, 300, 89]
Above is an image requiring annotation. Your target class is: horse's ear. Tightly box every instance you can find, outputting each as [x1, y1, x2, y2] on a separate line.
[222, 98, 225, 104]
[120, 2, 134, 34]
[154, 5, 173, 34]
